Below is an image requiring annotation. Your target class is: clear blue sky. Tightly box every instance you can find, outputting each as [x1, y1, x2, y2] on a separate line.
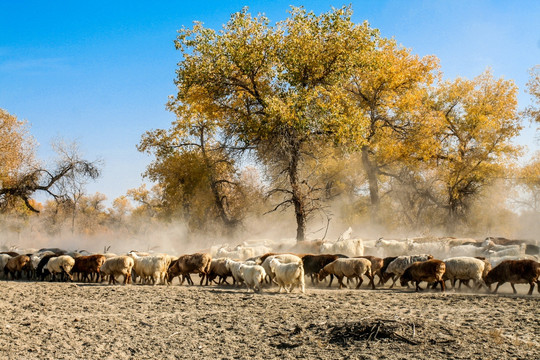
[1, 1, 539, 204]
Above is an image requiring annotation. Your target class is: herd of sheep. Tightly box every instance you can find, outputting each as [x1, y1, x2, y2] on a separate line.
[1, 233, 539, 295]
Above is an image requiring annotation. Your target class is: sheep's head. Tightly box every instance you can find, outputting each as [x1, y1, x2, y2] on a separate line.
[268, 258, 280, 273]
[318, 268, 329, 282]
[399, 273, 411, 287]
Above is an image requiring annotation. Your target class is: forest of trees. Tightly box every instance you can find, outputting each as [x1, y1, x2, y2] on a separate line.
[1, 7, 539, 244]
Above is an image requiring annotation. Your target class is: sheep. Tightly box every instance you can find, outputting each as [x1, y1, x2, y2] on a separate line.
[225, 259, 245, 286]
[484, 260, 540, 295]
[36, 255, 57, 281]
[100, 256, 135, 285]
[261, 254, 302, 284]
[4, 255, 30, 280]
[0, 254, 13, 279]
[239, 264, 266, 292]
[318, 258, 373, 289]
[167, 253, 212, 286]
[301, 254, 348, 285]
[130, 253, 171, 285]
[29, 251, 55, 279]
[21, 255, 35, 279]
[399, 259, 446, 292]
[374, 238, 413, 257]
[72, 255, 107, 282]
[205, 258, 233, 285]
[320, 238, 364, 257]
[44, 255, 76, 281]
[384, 254, 433, 288]
[269, 258, 305, 293]
[442, 257, 489, 290]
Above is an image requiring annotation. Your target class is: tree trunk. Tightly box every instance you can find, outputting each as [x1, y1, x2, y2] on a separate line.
[361, 146, 380, 223]
[288, 142, 306, 242]
[200, 132, 238, 236]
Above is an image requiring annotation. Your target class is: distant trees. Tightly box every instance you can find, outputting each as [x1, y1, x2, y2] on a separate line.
[0, 109, 101, 215]
[133, 6, 529, 239]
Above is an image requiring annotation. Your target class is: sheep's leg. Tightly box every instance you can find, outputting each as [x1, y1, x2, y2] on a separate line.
[537, 281, 540, 294]
[415, 281, 423, 292]
[493, 281, 504, 294]
[389, 275, 398, 289]
[199, 274, 205, 286]
[328, 274, 334, 287]
[510, 283, 517, 294]
[337, 276, 346, 289]
[356, 276, 364, 289]
[527, 281, 535, 295]
[367, 272, 375, 290]
[439, 280, 445, 292]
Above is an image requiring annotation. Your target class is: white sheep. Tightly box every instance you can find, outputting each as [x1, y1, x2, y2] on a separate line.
[45, 255, 76, 281]
[385, 254, 433, 288]
[100, 256, 135, 285]
[239, 264, 266, 292]
[442, 256, 489, 290]
[269, 258, 305, 293]
[374, 238, 413, 257]
[129, 253, 171, 285]
[318, 258, 373, 289]
[320, 238, 364, 257]
[0, 254, 12, 279]
[261, 254, 302, 283]
[225, 259, 245, 286]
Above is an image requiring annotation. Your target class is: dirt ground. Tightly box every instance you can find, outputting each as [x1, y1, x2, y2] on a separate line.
[0, 280, 538, 360]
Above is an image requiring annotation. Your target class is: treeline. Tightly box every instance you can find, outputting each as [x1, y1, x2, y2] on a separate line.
[1, 7, 540, 242]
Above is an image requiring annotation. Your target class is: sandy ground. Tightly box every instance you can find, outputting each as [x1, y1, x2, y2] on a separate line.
[0, 280, 538, 360]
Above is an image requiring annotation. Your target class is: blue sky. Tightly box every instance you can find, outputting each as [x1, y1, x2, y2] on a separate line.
[1, 1, 539, 204]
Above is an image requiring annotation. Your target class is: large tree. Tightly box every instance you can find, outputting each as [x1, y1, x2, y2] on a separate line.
[170, 7, 374, 240]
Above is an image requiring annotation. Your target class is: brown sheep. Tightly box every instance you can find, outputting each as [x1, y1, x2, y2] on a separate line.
[4, 255, 31, 280]
[484, 260, 540, 295]
[301, 254, 348, 285]
[318, 258, 374, 289]
[205, 258, 232, 285]
[399, 259, 446, 292]
[167, 253, 212, 286]
[72, 255, 107, 282]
